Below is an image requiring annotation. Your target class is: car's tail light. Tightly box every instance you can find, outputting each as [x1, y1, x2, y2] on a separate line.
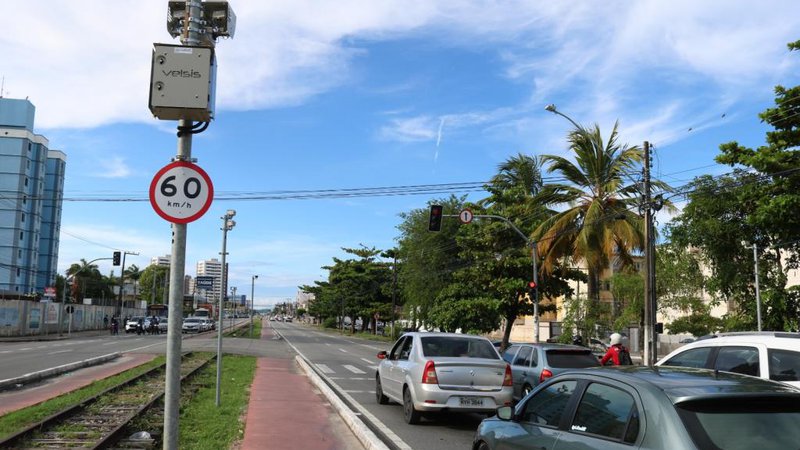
[421, 360, 438, 384]
[539, 369, 553, 383]
[503, 364, 513, 387]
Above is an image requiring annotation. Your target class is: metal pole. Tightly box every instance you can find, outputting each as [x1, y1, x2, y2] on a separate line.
[118, 252, 127, 318]
[163, 3, 201, 447]
[532, 242, 540, 343]
[753, 244, 762, 331]
[642, 141, 654, 366]
[391, 254, 397, 339]
[216, 214, 229, 406]
[250, 275, 257, 337]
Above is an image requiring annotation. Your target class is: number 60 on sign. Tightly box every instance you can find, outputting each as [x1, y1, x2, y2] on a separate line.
[149, 161, 214, 224]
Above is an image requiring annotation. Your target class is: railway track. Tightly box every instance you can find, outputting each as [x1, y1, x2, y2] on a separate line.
[0, 352, 213, 449]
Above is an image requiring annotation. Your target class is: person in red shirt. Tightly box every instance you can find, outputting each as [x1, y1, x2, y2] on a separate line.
[600, 333, 633, 365]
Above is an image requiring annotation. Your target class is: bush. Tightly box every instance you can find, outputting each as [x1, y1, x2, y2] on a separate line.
[322, 317, 338, 329]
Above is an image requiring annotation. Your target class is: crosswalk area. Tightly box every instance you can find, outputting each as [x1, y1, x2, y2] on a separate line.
[314, 361, 378, 375]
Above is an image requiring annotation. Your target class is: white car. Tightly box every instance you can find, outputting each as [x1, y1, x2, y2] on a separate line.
[182, 317, 203, 333]
[375, 332, 513, 424]
[656, 331, 800, 389]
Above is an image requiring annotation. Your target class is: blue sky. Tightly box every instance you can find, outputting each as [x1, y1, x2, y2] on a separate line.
[3, 1, 800, 307]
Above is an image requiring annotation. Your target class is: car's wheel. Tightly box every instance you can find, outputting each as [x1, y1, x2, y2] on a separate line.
[476, 441, 490, 450]
[403, 386, 422, 424]
[522, 384, 533, 398]
[376, 375, 389, 405]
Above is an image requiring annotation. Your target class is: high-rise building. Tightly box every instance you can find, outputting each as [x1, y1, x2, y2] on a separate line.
[151, 255, 171, 267]
[196, 258, 223, 301]
[0, 98, 66, 295]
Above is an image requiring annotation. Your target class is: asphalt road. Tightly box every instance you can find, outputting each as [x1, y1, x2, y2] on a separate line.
[270, 320, 484, 450]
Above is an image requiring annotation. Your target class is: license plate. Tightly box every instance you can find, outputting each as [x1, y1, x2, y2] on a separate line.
[459, 396, 483, 407]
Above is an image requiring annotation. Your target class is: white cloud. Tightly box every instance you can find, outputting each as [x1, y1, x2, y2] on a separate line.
[5, 0, 800, 134]
[94, 156, 132, 178]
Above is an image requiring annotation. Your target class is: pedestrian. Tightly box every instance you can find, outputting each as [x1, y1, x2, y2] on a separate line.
[600, 333, 633, 366]
[104, 315, 109, 331]
[110, 316, 118, 335]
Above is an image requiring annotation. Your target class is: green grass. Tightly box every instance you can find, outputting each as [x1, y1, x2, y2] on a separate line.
[179, 355, 257, 449]
[225, 318, 263, 339]
[0, 356, 165, 439]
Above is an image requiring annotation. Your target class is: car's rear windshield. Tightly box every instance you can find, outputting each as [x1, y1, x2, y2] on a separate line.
[676, 396, 800, 450]
[545, 349, 600, 368]
[184, 318, 199, 323]
[421, 336, 499, 359]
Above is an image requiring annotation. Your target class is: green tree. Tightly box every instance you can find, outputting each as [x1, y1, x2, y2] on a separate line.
[396, 196, 467, 329]
[123, 264, 143, 301]
[139, 265, 170, 304]
[533, 122, 647, 308]
[66, 259, 112, 302]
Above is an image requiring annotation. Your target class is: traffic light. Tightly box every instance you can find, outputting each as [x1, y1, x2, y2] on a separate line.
[113, 251, 121, 266]
[655, 322, 664, 334]
[527, 281, 537, 295]
[428, 205, 443, 232]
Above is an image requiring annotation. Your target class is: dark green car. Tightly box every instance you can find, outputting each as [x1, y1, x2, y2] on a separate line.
[473, 366, 800, 450]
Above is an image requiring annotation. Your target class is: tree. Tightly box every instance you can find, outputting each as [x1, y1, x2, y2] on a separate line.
[533, 122, 647, 309]
[139, 265, 170, 304]
[124, 264, 143, 301]
[66, 259, 111, 302]
[396, 196, 467, 329]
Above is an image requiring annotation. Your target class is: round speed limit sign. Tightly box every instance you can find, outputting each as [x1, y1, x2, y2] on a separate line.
[149, 161, 214, 224]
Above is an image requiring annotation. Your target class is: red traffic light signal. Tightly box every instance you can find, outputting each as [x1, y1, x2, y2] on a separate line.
[428, 205, 443, 232]
[528, 281, 537, 289]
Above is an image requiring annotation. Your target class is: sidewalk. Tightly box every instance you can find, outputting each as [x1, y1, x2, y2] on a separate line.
[239, 326, 365, 450]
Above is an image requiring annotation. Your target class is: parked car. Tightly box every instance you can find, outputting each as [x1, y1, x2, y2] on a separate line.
[501, 342, 601, 401]
[181, 317, 203, 333]
[375, 332, 513, 424]
[473, 366, 800, 450]
[656, 331, 800, 388]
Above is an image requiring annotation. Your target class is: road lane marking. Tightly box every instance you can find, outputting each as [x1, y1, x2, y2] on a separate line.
[338, 348, 348, 353]
[325, 343, 332, 346]
[360, 358, 375, 365]
[0, 350, 12, 354]
[343, 390, 375, 394]
[102, 341, 119, 346]
[18, 348, 32, 351]
[316, 364, 334, 374]
[47, 349, 73, 355]
[330, 377, 371, 381]
[344, 365, 366, 374]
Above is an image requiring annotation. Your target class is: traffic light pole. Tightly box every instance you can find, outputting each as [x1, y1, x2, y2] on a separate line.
[445, 213, 541, 343]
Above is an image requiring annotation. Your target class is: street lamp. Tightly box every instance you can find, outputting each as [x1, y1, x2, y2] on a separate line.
[743, 242, 763, 331]
[216, 209, 236, 407]
[250, 275, 258, 337]
[545, 104, 582, 129]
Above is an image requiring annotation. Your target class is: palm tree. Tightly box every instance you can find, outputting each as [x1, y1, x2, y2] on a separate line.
[533, 122, 646, 304]
[124, 264, 143, 301]
[66, 259, 101, 302]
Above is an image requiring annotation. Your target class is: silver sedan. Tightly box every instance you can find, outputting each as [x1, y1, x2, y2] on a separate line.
[375, 332, 513, 424]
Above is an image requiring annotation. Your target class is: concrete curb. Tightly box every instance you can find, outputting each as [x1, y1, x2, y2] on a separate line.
[0, 352, 120, 391]
[295, 355, 391, 450]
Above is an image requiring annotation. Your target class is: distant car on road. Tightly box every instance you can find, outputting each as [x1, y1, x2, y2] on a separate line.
[501, 342, 601, 401]
[656, 331, 800, 389]
[182, 317, 203, 333]
[375, 332, 513, 424]
[157, 316, 168, 333]
[125, 316, 150, 333]
[473, 366, 800, 450]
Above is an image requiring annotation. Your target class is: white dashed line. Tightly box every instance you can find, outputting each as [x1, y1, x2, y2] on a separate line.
[316, 364, 334, 374]
[360, 358, 375, 365]
[344, 365, 366, 374]
[47, 349, 73, 355]
[338, 348, 349, 353]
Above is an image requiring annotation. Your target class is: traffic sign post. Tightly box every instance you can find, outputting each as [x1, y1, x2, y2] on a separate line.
[195, 276, 215, 290]
[150, 161, 214, 224]
[459, 209, 474, 224]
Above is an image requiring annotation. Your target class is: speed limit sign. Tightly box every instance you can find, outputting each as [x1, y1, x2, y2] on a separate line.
[149, 161, 214, 224]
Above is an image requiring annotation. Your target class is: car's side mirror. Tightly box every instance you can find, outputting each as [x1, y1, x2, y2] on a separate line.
[377, 351, 388, 360]
[496, 406, 513, 421]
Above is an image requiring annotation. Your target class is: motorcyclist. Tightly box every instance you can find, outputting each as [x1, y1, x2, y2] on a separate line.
[600, 333, 633, 365]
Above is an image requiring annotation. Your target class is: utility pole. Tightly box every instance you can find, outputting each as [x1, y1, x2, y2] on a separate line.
[216, 210, 236, 407]
[642, 141, 657, 366]
[117, 251, 139, 318]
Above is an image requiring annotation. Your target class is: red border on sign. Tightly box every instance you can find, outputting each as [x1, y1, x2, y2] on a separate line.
[459, 208, 473, 224]
[149, 161, 214, 224]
